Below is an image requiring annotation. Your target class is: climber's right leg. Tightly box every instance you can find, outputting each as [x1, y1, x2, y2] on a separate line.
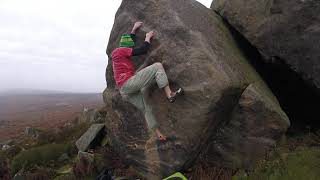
[121, 62, 183, 103]
[120, 90, 166, 141]
[120, 62, 170, 140]
[120, 62, 168, 92]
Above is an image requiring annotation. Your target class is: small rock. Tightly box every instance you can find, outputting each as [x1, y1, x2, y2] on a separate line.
[24, 127, 39, 138]
[2, 144, 11, 151]
[0, 139, 14, 149]
[58, 153, 70, 162]
[78, 108, 103, 123]
[4, 139, 14, 145]
[75, 124, 105, 151]
[77, 151, 94, 163]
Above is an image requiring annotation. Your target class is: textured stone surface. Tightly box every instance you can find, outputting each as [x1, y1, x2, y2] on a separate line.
[75, 124, 105, 151]
[203, 82, 289, 169]
[212, 0, 320, 89]
[104, 0, 289, 179]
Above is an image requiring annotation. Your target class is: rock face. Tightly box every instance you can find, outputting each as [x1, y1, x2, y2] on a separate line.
[104, 0, 289, 179]
[75, 124, 105, 151]
[203, 83, 289, 168]
[212, 0, 320, 89]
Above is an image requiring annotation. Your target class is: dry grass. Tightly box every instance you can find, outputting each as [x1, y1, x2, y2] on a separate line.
[188, 162, 236, 180]
[24, 167, 53, 180]
[72, 156, 96, 178]
[0, 158, 11, 180]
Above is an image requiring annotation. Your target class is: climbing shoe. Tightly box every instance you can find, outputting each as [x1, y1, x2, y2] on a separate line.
[168, 88, 184, 103]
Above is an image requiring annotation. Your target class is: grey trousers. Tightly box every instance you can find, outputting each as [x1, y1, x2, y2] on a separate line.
[120, 63, 169, 130]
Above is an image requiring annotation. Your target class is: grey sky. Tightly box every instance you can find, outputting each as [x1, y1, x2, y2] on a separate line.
[0, 0, 211, 93]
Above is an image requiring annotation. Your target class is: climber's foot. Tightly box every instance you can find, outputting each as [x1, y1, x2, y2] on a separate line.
[168, 88, 184, 103]
[155, 128, 166, 141]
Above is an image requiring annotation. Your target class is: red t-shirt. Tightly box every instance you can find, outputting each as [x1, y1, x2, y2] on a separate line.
[111, 47, 135, 88]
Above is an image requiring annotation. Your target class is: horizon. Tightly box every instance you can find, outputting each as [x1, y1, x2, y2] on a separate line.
[0, 88, 103, 95]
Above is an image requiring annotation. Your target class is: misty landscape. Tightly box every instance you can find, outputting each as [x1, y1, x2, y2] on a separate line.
[1, 0, 320, 179]
[0, 89, 103, 141]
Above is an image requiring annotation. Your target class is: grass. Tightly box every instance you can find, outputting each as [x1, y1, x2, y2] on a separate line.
[6, 120, 93, 178]
[35, 120, 91, 145]
[0, 151, 11, 180]
[233, 132, 320, 180]
[10, 143, 72, 174]
[233, 148, 320, 180]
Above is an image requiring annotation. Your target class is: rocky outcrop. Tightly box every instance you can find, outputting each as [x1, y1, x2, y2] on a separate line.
[75, 124, 105, 151]
[24, 127, 40, 138]
[104, 0, 289, 179]
[212, 0, 320, 90]
[78, 108, 104, 123]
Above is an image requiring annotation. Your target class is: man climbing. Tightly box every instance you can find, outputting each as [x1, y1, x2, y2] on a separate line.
[111, 21, 183, 141]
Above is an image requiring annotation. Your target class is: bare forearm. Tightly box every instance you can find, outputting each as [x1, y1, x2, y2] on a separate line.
[145, 36, 152, 43]
[131, 21, 143, 34]
[131, 27, 138, 34]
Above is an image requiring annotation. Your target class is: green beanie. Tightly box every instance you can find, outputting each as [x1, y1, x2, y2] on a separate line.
[119, 34, 135, 47]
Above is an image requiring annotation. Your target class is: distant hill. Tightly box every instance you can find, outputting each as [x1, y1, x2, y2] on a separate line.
[0, 92, 103, 141]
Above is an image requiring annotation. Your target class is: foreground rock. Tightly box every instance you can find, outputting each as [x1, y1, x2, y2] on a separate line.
[104, 0, 290, 178]
[75, 124, 105, 151]
[212, 0, 320, 89]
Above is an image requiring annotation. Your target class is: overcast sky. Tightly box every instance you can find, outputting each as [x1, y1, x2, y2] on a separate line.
[0, 0, 212, 93]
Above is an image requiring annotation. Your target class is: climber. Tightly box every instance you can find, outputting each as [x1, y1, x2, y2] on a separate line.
[111, 21, 183, 141]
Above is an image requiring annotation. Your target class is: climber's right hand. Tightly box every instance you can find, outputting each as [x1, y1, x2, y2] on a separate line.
[145, 31, 155, 42]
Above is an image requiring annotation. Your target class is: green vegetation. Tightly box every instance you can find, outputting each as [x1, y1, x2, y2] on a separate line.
[0, 145, 22, 161]
[10, 143, 72, 174]
[54, 173, 77, 180]
[233, 133, 320, 180]
[3, 120, 94, 178]
[35, 121, 91, 145]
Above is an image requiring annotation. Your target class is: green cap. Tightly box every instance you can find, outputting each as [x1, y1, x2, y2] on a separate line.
[119, 34, 135, 47]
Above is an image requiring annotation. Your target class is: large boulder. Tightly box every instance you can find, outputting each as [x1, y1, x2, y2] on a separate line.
[211, 0, 320, 89]
[104, 0, 289, 179]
